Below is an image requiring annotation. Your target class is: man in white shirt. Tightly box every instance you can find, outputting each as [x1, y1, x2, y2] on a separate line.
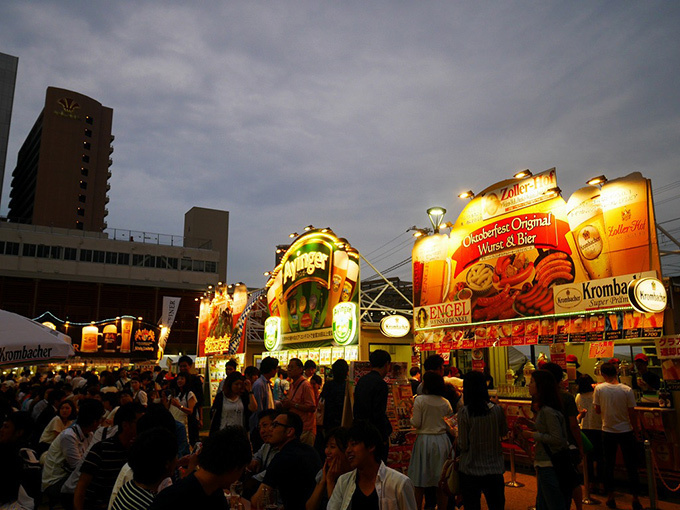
[328, 420, 417, 510]
[42, 399, 104, 508]
[593, 362, 642, 510]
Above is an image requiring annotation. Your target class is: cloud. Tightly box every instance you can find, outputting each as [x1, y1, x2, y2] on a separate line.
[1, 0, 679, 285]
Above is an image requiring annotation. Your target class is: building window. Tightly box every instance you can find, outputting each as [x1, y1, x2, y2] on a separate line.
[181, 258, 192, 271]
[78, 194, 86, 203]
[76, 221, 84, 230]
[132, 254, 144, 267]
[81, 167, 88, 176]
[205, 261, 217, 273]
[77, 207, 85, 217]
[93, 250, 105, 263]
[64, 247, 77, 260]
[84, 129, 92, 137]
[117, 253, 130, 265]
[22, 244, 37, 257]
[3, 242, 19, 256]
[86, 116, 93, 125]
[192, 260, 205, 272]
[80, 249, 93, 262]
[82, 155, 90, 163]
[36, 245, 51, 258]
[105, 251, 117, 264]
[79, 181, 87, 190]
[83, 142, 91, 150]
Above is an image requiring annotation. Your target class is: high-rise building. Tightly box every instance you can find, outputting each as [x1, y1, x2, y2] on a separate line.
[8, 87, 113, 231]
[0, 52, 18, 204]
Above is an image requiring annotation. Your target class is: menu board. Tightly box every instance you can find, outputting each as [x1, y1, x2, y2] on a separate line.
[656, 336, 680, 390]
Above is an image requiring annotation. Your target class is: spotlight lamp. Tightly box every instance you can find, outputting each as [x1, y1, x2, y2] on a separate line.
[587, 175, 608, 187]
[514, 169, 532, 179]
[289, 232, 298, 238]
[304, 225, 314, 231]
[458, 190, 475, 200]
[544, 186, 562, 197]
[412, 228, 431, 238]
[263, 271, 272, 276]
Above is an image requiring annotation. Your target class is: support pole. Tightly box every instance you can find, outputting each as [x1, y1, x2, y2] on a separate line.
[505, 448, 524, 488]
[645, 440, 657, 510]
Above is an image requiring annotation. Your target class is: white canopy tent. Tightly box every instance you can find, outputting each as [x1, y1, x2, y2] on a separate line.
[0, 310, 75, 367]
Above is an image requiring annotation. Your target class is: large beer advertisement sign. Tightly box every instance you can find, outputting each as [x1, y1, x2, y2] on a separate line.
[412, 170, 662, 344]
[34, 314, 161, 360]
[266, 230, 360, 345]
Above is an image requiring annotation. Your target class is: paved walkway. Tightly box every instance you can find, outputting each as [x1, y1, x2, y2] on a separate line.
[500, 471, 680, 510]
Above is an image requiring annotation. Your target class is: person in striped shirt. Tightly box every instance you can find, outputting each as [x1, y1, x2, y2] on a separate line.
[111, 427, 177, 510]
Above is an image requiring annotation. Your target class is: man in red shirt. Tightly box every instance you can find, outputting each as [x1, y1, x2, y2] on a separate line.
[281, 358, 317, 446]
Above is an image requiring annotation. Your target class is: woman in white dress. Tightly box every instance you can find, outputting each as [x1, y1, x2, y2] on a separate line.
[169, 373, 197, 443]
[407, 371, 453, 510]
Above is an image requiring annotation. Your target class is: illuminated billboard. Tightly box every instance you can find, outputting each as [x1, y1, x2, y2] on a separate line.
[412, 170, 663, 347]
[265, 229, 360, 346]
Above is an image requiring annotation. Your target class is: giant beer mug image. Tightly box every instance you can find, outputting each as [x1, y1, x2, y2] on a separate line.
[601, 173, 652, 276]
[412, 233, 450, 307]
[566, 186, 612, 279]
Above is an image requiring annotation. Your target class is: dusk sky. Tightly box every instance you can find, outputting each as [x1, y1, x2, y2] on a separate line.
[1, 1, 679, 287]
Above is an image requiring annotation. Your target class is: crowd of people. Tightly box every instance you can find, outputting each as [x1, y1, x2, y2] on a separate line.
[0, 350, 650, 510]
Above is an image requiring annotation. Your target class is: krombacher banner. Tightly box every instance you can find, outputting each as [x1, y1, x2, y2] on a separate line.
[266, 230, 360, 346]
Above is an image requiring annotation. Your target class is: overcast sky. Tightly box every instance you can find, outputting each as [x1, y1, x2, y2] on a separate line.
[1, 1, 679, 287]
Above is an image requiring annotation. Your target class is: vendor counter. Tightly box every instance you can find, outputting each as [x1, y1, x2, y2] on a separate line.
[495, 396, 680, 475]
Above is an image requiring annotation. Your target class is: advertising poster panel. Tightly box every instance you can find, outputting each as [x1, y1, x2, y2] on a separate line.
[265, 230, 360, 348]
[197, 288, 234, 357]
[412, 170, 663, 347]
[35, 314, 161, 360]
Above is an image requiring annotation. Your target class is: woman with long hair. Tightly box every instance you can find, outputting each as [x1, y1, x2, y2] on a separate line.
[522, 369, 570, 510]
[407, 371, 453, 510]
[209, 371, 256, 434]
[169, 372, 197, 442]
[457, 370, 508, 510]
[306, 427, 352, 510]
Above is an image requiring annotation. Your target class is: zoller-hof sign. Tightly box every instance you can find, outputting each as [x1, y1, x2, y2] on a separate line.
[553, 271, 656, 314]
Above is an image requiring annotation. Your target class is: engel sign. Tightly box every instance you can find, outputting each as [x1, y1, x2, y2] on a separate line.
[380, 315, 410, 338]
[628, 277, 667, 314]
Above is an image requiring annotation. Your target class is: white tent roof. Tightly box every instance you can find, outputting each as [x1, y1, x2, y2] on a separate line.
[0, 310, 75, 367]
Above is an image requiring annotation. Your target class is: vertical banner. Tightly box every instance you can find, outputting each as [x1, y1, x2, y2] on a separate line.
[160, 296, 181, 328]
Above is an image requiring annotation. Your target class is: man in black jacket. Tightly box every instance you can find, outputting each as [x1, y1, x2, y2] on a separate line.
[352, 349, 392, 461]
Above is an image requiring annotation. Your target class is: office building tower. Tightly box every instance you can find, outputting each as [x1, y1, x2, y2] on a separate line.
[8, 87, 113, 231]
[0, 52, 18, 203]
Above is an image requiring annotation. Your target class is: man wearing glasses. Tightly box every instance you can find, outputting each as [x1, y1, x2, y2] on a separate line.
[250, 412, 321, 510]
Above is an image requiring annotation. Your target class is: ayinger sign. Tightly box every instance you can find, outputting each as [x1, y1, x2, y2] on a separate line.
[266, 229, 360, 346]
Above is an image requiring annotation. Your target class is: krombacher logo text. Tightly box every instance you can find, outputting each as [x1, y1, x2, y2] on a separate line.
[582, 278, 628, 300]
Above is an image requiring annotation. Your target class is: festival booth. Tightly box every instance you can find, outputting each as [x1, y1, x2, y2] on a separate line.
[411, 169, 680, 475]
[196, 283, 252, 403]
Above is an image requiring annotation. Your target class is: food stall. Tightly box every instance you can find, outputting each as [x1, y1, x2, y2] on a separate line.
[196, 284, 249, 402]
[410, 169, 680, 475]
